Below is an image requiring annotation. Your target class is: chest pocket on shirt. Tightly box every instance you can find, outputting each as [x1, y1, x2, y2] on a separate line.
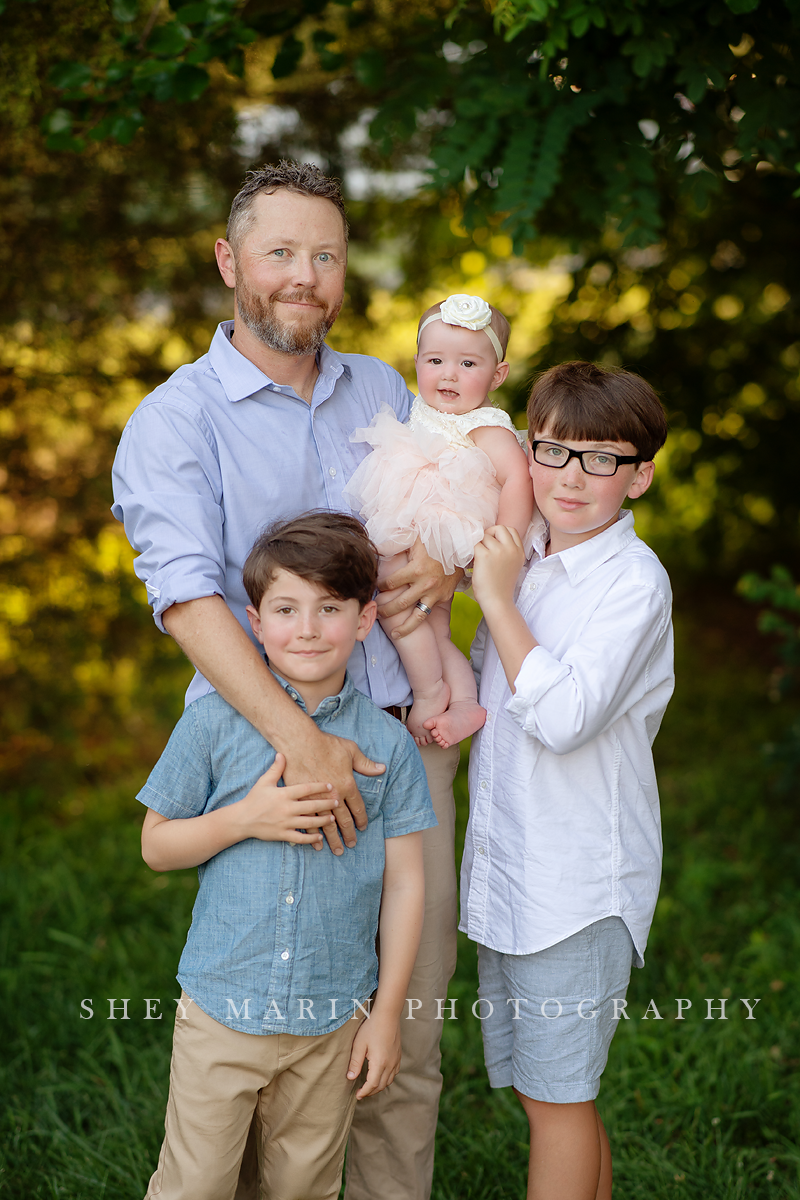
[354, 773, 385, 821]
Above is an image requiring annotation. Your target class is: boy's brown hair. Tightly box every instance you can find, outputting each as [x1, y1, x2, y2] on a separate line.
[527, 361, 668, 462]
[243, 512, 378, 610]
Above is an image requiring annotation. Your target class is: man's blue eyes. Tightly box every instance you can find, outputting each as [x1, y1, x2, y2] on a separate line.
[270, 251, 333, 261]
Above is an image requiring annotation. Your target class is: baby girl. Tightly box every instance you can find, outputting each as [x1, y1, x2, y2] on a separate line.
[345, 294, 533, 747]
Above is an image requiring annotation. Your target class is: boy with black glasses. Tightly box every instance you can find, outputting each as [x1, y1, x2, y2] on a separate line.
[465, 361, 674, 1200]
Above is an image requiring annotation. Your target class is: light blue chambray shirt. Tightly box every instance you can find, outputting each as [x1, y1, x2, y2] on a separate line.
[137, 675, 436, 1035]
[112, 320, 414, 708]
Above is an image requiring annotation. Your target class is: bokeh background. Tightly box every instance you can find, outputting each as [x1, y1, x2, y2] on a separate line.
[2, 2, 799, 1196]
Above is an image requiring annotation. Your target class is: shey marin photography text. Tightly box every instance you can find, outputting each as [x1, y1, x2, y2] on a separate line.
[78, 995, 763, 1023]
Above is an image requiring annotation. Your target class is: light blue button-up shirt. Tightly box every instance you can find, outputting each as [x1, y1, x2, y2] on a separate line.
[112, 320, 414, 707]
[137, 675, 436, 1035]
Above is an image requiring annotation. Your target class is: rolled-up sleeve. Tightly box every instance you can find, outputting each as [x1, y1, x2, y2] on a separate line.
[505, 582, 671, 754]
[112, 400, 226, 631]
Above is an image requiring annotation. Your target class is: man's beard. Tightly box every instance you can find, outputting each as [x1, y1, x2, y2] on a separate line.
[235, 279, 340, 356]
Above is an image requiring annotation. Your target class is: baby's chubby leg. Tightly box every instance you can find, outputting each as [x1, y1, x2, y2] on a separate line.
[422, 601, 486, 749]
[376, 553, 449, 745]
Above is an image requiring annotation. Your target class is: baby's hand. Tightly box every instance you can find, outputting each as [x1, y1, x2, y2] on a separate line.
[237, 754, 338, 846]
[472, 525, 526, 612]
[346, 1011, 402, 1099]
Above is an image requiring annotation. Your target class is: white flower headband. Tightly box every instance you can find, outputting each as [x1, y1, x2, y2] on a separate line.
[417, 294, 504, 363]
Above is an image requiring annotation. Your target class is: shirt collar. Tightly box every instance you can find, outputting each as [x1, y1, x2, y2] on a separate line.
[208, 320, 351, 404]
[535, 508, 637, 585]
[267, 664, 355, 719]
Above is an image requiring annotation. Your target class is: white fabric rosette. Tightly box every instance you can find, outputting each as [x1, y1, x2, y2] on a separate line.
[439, 294, 494, 331]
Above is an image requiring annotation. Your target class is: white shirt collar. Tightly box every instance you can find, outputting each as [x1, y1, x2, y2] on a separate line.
[531, 508, 637, 586]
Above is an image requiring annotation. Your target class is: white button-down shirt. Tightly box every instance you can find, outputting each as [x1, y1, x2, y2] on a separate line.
[460, 509, 674, 966]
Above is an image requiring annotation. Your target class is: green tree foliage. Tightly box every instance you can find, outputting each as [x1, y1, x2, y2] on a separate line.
[409, 0, 800, 246]
[30, 0, 800, 245]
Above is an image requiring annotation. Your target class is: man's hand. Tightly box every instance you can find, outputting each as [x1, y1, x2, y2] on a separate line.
[377, 539, 463, 638]
[280, 724, 385, 856]
[347, 1011, 403, 1099]
[472, 525, 526, 615]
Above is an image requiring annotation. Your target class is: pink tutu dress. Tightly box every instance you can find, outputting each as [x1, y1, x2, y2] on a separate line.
[344, 396, 522, 573]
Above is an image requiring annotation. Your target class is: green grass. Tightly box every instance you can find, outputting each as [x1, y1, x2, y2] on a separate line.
[2, 602, 799, 1197]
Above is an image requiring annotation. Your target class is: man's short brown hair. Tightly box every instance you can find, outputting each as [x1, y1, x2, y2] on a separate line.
[417, 301, 511, 359]
[226, 160, 349, 252]
[527, 361, 667, 462]
[243, 512, 378, 610]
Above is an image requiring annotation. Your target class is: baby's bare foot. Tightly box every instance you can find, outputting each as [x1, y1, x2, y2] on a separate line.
[423, 702, 486, 749]
[407, 681, 451, 745]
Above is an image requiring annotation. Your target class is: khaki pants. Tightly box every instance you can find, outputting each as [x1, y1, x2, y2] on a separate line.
[344, 740, 459, 1200]
[146, 996, 365, 1200]
[235, 740, 460, 1200]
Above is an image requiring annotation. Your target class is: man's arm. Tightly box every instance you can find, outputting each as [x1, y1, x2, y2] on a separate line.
[113, 402, 384, 854]
[162, 596, 384, 853]
[141, 753, 338, 871]
[346, 830, 425, 1098]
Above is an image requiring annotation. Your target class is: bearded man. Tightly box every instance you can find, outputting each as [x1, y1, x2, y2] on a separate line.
[112, 161, 460, 1200]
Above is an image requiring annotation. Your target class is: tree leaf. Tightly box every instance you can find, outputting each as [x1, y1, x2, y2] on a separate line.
[111, 0, 139, 21]
[173, 2, 210, 23]
[354, 48, 385, 89]
[147, 23, 191, 57]
[172, 63, 210, 101]
[725, 0, 760, 12]
[272, 34, 304, 79]
[110, 112, 143, 144]
[48, 62, 93, 90]
[40, 107, 74, 134]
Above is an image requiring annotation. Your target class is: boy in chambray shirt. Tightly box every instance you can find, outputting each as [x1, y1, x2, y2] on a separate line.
[465, 362, 674, 1200]
[138, 512, 435, 1200]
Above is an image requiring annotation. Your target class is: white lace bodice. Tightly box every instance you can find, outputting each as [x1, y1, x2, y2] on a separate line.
[407, 395, 519, 450]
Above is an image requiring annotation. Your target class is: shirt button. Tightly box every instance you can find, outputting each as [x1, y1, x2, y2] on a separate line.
[329, 467, 337, 477]
[371, 655, 377, 666]
[285, 894, 294, 904]
[477, 846, 485, 855]
[480, 780, 488, 789]
[281, 950, 290, 961]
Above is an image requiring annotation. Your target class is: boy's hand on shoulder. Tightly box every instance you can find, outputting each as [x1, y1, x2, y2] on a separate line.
[472, 525, 526, 613]
[237, 754, 339, 846]
[346, 1010, 402, 1099]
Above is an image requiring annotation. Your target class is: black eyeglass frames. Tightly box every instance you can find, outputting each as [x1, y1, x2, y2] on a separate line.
[530, 440, 641, 478]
